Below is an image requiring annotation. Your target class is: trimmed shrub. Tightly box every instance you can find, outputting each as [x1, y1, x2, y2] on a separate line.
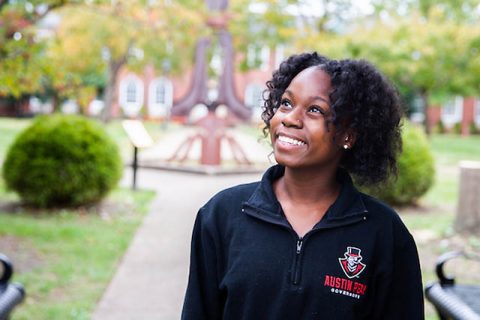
[2, 114, 122, 208]
[453, 122, 462, 134]
[470, 122, 480, 135]
[362, 123, 435, 206]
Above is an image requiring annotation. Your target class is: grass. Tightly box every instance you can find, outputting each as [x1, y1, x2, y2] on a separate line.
[0, 117, 159, 319]
[428, 134, 480, 166]
[0, 186, 155, 320]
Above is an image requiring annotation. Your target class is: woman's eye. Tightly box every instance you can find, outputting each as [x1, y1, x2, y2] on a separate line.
[280, 99, 292, 109]
[309, 106, 325, 114]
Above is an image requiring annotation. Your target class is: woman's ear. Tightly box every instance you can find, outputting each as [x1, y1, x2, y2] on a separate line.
[341, 130, 356, 150]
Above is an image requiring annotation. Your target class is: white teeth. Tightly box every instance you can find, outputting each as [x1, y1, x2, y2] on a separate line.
[278, 135, 306, 146]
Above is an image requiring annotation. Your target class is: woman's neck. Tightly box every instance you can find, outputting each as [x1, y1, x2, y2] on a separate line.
[278, 167, 340, 205]
[273, 166, 341, 237]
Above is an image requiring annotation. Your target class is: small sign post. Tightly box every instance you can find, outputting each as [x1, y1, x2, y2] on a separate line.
[122, 120, 154, 190]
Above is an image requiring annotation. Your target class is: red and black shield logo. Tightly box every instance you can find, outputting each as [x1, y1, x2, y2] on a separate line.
[338, 246, 366, 279]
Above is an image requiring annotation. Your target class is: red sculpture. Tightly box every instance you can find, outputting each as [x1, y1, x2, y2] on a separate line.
[168, 0, 252, 166]
[168, 103, 251, 166]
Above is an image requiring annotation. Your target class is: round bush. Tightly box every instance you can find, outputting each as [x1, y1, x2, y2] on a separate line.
[362, 123, 435, 206]
[2, 114, 122, 208]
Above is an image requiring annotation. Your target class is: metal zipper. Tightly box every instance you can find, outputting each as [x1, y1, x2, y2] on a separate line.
[292, 237, 303, 285]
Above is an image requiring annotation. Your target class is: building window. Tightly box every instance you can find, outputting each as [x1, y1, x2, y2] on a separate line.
[155, 84, 166, 104]
[148, 77, 173, 118]
[119, 75, 144, 117]
[260, 46, 270, 71]
[409, 95, 425, 124]
[441, 96, 463, 128]
[245, 83, 265, 122]
[126, 81, 137, 103]
[275, 45, 285, 68]
[246, 45, 270, 70]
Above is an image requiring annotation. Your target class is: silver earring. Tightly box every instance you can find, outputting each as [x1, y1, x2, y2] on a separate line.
[268, 151, 276, 164]
[343, 144, 349, 150]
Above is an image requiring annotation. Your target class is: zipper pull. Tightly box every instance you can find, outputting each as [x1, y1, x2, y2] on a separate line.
[296, 238, 303, 254]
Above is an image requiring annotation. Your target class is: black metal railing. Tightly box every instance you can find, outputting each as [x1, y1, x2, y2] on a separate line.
[425, 251, 480, 320]
[0, 254, 25, 320]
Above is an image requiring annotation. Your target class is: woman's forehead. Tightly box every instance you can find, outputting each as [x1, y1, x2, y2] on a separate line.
[286, 66, 332, 99]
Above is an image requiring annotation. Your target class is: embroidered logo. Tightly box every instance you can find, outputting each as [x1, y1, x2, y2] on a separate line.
[338, 246, 366, 279]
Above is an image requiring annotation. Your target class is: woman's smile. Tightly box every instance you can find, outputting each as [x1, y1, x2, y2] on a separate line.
[276, 133, 307, 148]
[269, 66, 343, 170]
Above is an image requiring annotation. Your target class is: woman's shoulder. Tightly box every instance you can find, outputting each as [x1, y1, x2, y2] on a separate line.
[359, 192, 397, 217]
[207, 181, 260, 206]
[359, 192, 415, 243]
[198, 181, 260, 220]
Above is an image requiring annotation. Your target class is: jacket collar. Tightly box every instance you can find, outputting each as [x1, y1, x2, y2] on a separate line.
[243, 165, 368, 229]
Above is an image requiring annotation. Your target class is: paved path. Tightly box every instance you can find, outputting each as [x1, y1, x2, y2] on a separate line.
[93, 127, 268, 320]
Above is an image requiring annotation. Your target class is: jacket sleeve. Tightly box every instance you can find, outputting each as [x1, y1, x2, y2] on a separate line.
[181, 208, 223, 320]
[378, 225, 425, 319]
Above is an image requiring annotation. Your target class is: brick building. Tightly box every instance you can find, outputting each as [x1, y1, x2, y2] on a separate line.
[424, 97, 480, 135]
[112, 47, 284, 123]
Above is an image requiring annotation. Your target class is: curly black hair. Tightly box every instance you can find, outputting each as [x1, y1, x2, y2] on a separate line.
[262, 52, 403, 186]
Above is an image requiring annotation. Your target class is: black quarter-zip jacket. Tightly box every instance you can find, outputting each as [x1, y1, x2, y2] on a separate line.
[182, 165, 424, 320]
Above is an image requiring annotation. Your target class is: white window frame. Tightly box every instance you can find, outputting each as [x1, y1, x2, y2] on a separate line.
[246, 45, 256, 68]
[274, 45, 285, 68]
[246, 45, 270, 70]
[441, 96, 463, 128]
[148, 77, 173, 118]
[119, 74, 144, 117]
[260, 46, 270, 71]
[245, 83, 265, 122]
[475, 97, 480, 126]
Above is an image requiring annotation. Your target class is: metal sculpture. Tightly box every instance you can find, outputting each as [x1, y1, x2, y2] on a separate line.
[170, 0, 251, 120]
[168, 0, 252, 167]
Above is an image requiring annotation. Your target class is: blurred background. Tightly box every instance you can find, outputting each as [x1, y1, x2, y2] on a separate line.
[0, 0, 479, 319]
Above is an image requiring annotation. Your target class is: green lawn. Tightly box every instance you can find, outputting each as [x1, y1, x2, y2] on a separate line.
[429, 134, 480, 166]
[1, 187, 155, 320]
[0, 117, 161, 319]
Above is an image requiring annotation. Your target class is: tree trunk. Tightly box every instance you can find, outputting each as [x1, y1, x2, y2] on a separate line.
[455, 161, 480, 233]
[420, 90, 431, 136]
[51, 93, 60, 113]
[101, 57, 126, 123]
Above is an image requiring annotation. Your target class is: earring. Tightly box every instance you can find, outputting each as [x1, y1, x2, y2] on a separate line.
[343, 144, 349, 150]
[268, 151, 276, 164]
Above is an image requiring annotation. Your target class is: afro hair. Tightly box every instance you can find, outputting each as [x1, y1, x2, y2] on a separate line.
[262, 52, 403, 186]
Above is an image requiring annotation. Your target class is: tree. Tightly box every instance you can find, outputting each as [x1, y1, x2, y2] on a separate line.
[46, 1, 203, 121]
[297, 5, 480, 134]
[0, 0, 73, 97]
[228, 0, 369, 70]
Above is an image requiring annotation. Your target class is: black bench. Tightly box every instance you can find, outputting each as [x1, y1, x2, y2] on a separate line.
[0, 254, 25, 320]
[425, 251, 480, 320]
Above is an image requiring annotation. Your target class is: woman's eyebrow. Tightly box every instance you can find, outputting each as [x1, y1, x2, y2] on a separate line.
[309, 95, 329, 104]
[284, 90, 329, 104]
[283, 90, 294, 97]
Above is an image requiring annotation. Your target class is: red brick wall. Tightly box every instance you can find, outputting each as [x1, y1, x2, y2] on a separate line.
[462, 97, 475, 136]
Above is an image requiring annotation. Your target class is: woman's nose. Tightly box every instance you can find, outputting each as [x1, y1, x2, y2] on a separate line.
[281, 107, 303, 128]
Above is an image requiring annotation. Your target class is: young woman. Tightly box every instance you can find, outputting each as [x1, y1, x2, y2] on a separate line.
[182, 52, 424, 319]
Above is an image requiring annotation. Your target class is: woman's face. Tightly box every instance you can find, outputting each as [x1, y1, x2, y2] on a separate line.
[269, 66, 344, 171]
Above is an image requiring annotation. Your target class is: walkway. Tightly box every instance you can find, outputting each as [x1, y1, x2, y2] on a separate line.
[92, 127, 269, 319]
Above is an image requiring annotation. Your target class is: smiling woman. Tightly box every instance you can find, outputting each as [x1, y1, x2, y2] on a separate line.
[182, 52, 424, 320]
